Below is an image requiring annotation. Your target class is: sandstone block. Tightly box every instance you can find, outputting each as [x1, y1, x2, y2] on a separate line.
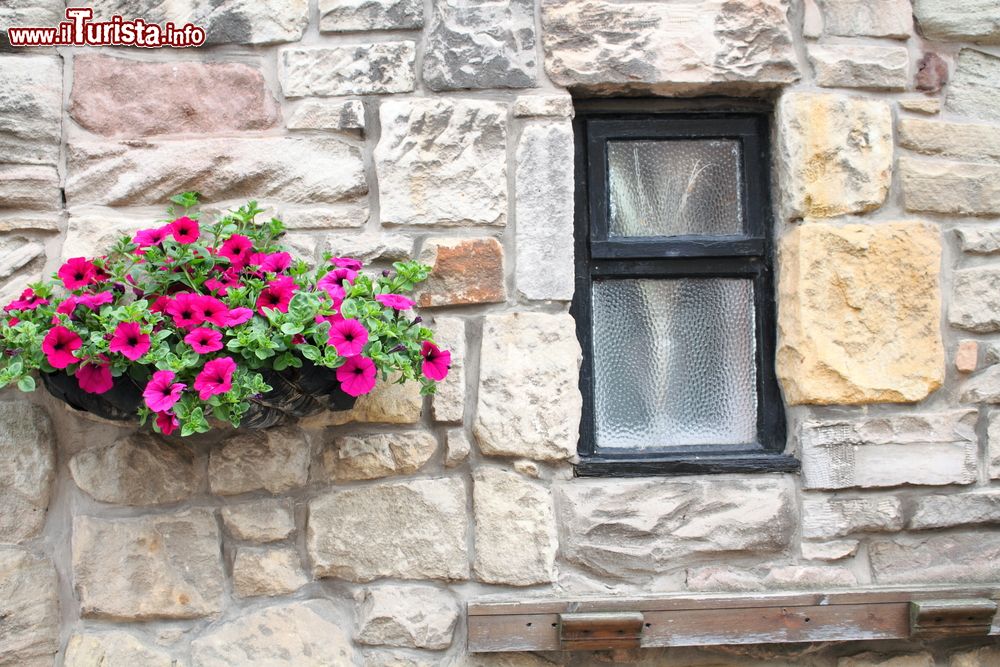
[898, 97, 941, 114]
[777, 93, 892, 219]
[838, 652, 934, 667]
[687, 564, 857, 592]
[377, 99, 507, 227]
[776, 222, 943, 404]
[902, 157, 1000, 216]
[0, 55, 61, 165]
[913, 0, 1000, 45]
[288, 100, 365, 132]
[475, 312, 581, 461]
[956, 227, 1000, 254]
[445, 429, 471, 467]
[473, 468, 557, 585]
[64, 632, 173, 667]
[513, 94, 574, 118]
[818, 0, 913, 38]
[909, 491, 1000, 529]
[950, 646, 1000, 667]
[898, 118, 1000, 163]
[800, 411, 978, 489]
[0, 547, 59, 665]
[323, 431, 437, 481]
[356, 584, 459, 649]
[319, 0, 423, 31]
[990, 412, 1000, 479]
[221, 499, 295, 542]
[950, 268, 1000, 332]
[209, 427, 310, 495]
[0, 403, 54, 543]
[416, 237, 506, 307]
[809, 45, 909, 90]
[301, 377, 423, 427]
[956, 340, 979, 373]
[801, 540, 859, 561]
[233, 546, 308, 598]
[802, 496, 904, 538]
[948, 49, 1000, 123]
[870, 532, 1000, 584]
[962, 365, 1000, 403]
[308, 477, 469, 582]
[321, 233, 411, 263]
[430, 317, 466, 422]
[0, 1, 62, 48]
[0, 164, 60, 210]
[280, 43, 416, 97]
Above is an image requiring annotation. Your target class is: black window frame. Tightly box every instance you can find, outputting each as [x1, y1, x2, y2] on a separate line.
[571, 99, 797, 477]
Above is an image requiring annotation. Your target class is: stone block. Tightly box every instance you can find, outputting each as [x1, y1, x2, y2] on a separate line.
[209, 427, 310, 496]
[802, 496, 904, 538]
[948, 49, 1000, 122]
[901, 157, 1000, 216]
[870, 532, 1000, 584]
[323, 431, 437, 481]
[818, 0, 913, 38]
[0, 55, 61, 165]
[809, 45, 909, 90]
[909, 491, 1000, 529]
[416, 238, 506, 307]
[0, 547, 59, 665]
[356, 584, 458, 649]
[0, 403, 54, 543]
[319, 0, 423, 31]
[280, 43, 416, 97]
[430, 317, 466, 422]
[64, 632, 173, 667]
[233, 546, 308, 598]
[221, 499, 295, 542]
[913, 0, 1000, 45]
[287, 100, 365, 132]
[898, 117, 1000, 163]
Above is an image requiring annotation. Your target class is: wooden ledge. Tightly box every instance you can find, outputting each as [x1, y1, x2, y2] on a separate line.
[467, 587, 1000, 653]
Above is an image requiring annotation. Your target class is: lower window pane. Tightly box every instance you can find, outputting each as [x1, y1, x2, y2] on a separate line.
[591, 278, 758, 449]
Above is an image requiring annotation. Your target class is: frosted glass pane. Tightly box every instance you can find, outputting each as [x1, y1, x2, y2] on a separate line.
[591, 278, 757, 448]
[607, 139, 743, 237]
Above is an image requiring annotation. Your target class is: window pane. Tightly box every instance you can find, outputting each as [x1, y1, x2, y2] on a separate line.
[607, 139, 743, 237]
[591, 278, 757, 449]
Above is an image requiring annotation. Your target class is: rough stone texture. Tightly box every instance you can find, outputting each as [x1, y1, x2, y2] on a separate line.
[356, 585, 459, 649]
[0, 55, 61, 165]
[69, 433, 201, 506]
[303, 377, 423, 427]
[516, 121, 575, 301]
[322, 233, 411, 263]
[818, 0, 913, 38]
[541, 0, 799, 94]
[308, 477, 469, 582]
[898, 97, 941, 114]
[802, 496, 904, 538]
[66, 137, 366, 207]
[0, 1, 62, 48]
[209, 427, 310, 495]
[232, 546, 308, 598]
[947, 49, 1000, 122]
[916, 52, 949, 93]
[0, 547, 59, 666]
[75, 0, 309, 44]
[377, 99, 507, 227]
[319, 0, 423, 31]
[902, 158, 1000, 216]
[956, 227, 1000, 254]
[990, 412, 1000, 480]
[913, 0, 1000, 44]
[839, 653, 935, 667]
[809, 45, 909, 90]
[870, 532, 1000, 584]
[909, 491, 1000, 529]
[776, 223, 943, 404]
[687, 564, 857, 591]
[72, 510, 224, 619]
[800, 411, 978, 489]
[513, 93, 574, 118]
[557, 477, 793, 579]
[898, 118, 1000, 162]
[423, 0, 536, 91]
[280, 43, 416, 97]
[801, 540, 860, 561]
[951, 646, 1000, 667]
[191, 601, 354, 666]
[275, 202, 370, 230]
[475, 312, 582, 461]
[473, 468, 557, 586]
[288, 100, 365, 132]
[71, 56, 279, 137]
[961, 365, 1000, 403]
[416, 237, 506, 307]
[323, 431, 437, 481]
[445, 429, 471, 467]
[221, 499, 295, 543]
[0, 403, 53, 543]
[64, 632, 173, 667]
[776, 93, 893, 220]
[0, 164, 61, 210]
[950, 268, 1000, 332]
[956, 340, 978, 373]
[431, 317, 466, 422]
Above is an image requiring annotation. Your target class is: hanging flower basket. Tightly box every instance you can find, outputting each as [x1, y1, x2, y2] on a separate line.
[0, 193, 450, 436]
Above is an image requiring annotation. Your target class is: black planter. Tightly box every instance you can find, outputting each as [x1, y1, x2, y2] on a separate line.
[41, 359, 357, 429]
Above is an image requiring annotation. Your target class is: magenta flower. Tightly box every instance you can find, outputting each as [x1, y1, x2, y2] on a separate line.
[420, 341, 451, 381]
[318, 279, 345, 309]
[330, 267, 358, 285]
[155, 411, 179, 436]
[77, 291, 113, 310]
[220, 234, 253, 267]
[4, 288, 48, 312]
[329, 318, 369, 357]
[76, 360, 113, 394]
[109, 322, 150, 361]
[331, 256, 363, 271]
[132, 227, 169, 248]
[42, 325, 82, 369]
[223, 307, 253, 326]
[184, 327, 223, 353]
[194, 295, 229, 327]
[144, 370, 186, 412]
[58, 257, 97, 290]
[165, 293, 203, 328]
[194, 357, 236, 400]
[336, 355, 377, 397]
[55, 297, 79, 316]
[376, 294, 415, 311]
[169, 216, 200, 244]
[315, 312, 344, 327]
[204, 270, 242, 296]
[256, 277, 295, 315]
[260, 252, 292, 273]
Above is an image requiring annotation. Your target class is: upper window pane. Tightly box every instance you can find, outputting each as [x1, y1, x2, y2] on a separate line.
[607, 139, 744, 238]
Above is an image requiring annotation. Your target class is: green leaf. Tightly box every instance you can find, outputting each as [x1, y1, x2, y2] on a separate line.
[280, 322, 304, 335]
[16, 375, 34, 392]
[288, 291, 319, 322]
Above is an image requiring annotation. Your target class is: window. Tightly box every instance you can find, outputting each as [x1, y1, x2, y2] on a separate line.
[571, 100, 796, 476]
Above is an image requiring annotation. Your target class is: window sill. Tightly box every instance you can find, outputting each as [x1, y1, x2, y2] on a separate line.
[575, 451, 800, 477]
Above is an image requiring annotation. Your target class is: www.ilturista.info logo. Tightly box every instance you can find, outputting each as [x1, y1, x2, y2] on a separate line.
[7, 8, 206, 48]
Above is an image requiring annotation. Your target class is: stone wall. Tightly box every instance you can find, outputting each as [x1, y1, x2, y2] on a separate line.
[2, 0, 1000, 665]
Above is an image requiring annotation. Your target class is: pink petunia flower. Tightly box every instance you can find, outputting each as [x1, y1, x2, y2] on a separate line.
[144, 370, 186, 412]
[149, 295, 172, 313]
[420, 341, 451, 381]
[260, 252, 292, 273]
[58, 257, 97, 290]
[184, 327, 223, 353]
[204, 270, 242, 296]
[76, 359, 113, 394]
[336, 355, 377, 397]
[165, 293, 203, 328]
[223, 307, 253, 326]
[77, 291, 114, 310]
[109, 321, 150, 361]
[330, 256, 363, 271]
[169, 216, 200, 244]
[42, 325, 82, 369]
[132, 227, 169, 248]
[194, 357, 236, 400]
[4, 288, 49, 312]
[376, 294, 415, 311]
[255, 276, 295, 315]
[220, 234, 253, 267]
[194, 295, 230, 327]
[155, 411, 179, 436]
[318, 280, 345, 309]
[328, 318, 368, 357]
[315, 312, 344, 327]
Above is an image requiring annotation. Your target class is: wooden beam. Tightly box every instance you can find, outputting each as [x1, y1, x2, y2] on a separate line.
[467, 587, 1000, 653]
